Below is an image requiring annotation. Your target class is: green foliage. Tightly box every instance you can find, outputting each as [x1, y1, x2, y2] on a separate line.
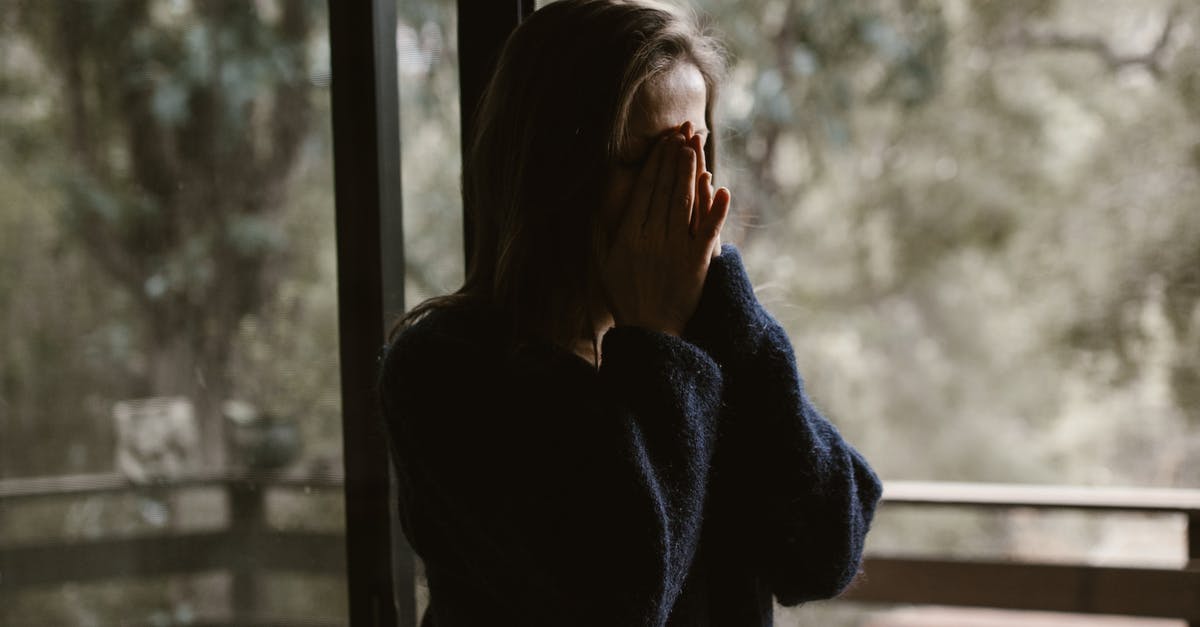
[3, 0, 1199, 624]
[2, 0, 327, 479]
[2, 0, 343, 622]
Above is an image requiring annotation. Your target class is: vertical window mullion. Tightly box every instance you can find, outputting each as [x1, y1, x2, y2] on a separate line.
[328, 0, 404, 625]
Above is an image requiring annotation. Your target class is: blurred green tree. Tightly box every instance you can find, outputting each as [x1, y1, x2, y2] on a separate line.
[11, 0, 322, 468]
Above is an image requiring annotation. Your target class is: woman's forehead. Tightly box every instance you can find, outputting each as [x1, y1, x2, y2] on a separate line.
[627, 63, 709, 139]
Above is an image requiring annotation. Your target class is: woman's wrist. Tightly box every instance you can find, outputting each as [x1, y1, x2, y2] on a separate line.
[683, 244, 771, 363]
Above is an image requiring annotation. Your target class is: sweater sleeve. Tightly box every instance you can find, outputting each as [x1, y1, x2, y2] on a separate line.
[683, 244, 883, 605]
[379, 317, 723, 626]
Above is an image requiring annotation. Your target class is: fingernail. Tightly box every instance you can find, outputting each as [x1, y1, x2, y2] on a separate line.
[682, 121, 692, 136]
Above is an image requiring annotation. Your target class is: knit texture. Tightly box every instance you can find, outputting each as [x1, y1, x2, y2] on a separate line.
[377, 244, 882, 626]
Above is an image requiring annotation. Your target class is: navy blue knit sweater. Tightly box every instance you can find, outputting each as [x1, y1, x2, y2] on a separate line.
[378, 244, 882, 626]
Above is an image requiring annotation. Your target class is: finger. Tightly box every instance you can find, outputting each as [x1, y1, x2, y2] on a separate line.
[706, 175, 716, 222]
[690, 133, 708, 234]
[693, 171, 713, 236]
[647, 133, 685, 233]
[627, 134, 672, 235]
[700, 187, 729, 260]
[669, 144, 697, 237]
[681, 121, 700, 222]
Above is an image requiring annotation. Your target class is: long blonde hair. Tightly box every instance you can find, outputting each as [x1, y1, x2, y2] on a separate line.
[391, 0, 727, 349]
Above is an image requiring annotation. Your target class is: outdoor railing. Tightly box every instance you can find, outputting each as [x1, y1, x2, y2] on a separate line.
[843, 481, 1200, 626]
[0, 470, 346, 627]
[1, 474, 1198, 625]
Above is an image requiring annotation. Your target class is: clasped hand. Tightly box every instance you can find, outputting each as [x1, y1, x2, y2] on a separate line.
[599, 121, 731, 337]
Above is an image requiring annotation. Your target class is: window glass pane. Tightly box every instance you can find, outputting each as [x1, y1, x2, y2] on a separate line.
[694, 0, 1198, 484]
[690, 0, 1198, 622]
[0, 1, 346, 624]
[396, 0, 461, 619]
[399, 1, 464, 310]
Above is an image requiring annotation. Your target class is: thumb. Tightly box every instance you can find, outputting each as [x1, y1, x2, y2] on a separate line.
[702, 187, 730, 259]
[705, 187, 730, 237]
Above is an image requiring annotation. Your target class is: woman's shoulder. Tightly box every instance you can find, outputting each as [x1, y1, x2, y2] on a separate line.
[380, 300, 592, 396]
[384, 301, 509, 367]
[382, 305, 516, 399]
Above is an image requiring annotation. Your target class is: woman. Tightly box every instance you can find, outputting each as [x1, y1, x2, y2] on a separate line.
[378, 1, 882, 624]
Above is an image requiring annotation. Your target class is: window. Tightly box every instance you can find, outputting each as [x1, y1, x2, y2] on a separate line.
[398, 1, 464, 316]
[701, 0, 1198, 486]
[686, 0, 1198, 624]
[0, 1, 347, 624]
